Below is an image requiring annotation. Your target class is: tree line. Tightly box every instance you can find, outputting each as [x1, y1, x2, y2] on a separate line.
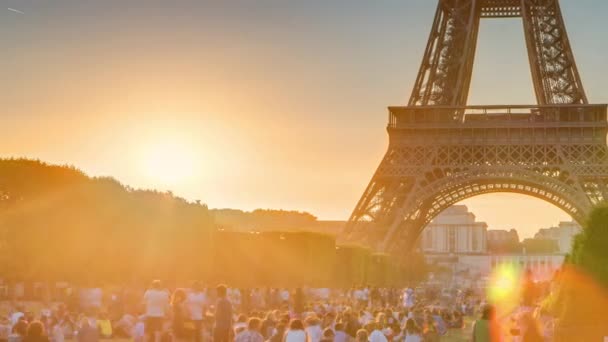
[0, 159, 426, 287]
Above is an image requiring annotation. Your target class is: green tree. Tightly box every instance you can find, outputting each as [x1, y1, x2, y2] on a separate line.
[521, 238, 559, 254]
[552, 204, 608, 340]
[569, 204, 608, 285]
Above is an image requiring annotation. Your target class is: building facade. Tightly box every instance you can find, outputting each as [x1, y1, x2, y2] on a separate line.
[421, 205, 487, 254]
[426, 252, 564, 282]
[457, 254, 563, 281]
[422, 206, 567, 284]
[534, 221, 582, 254]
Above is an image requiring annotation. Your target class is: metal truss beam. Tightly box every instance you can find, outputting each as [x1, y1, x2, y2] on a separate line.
[522, 0, 588, 104]
[342, 105, 608, 253]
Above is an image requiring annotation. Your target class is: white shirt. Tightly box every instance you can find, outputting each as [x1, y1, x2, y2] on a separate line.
[405, 289, 415, 308]
[231, 289, 242, 305]
[115, 314, 136, 334]
[359, 311, 373, 325]
[143, 289, 169, 317]
[404, 333, 422, 342]
[10, 312, 23, 327]
[132, 321, 145, 342]
[334, 331, 349, 342]
[280, 290, 290, 301]
[362, 288, 369, 301]
[369, 330, 388, 342]
[285, 330, 307, 342]
[306, 325, 322, 342]
[90, 288, 103, 308]
[186, 292, 207, 320]
[52, 324, 65, 342]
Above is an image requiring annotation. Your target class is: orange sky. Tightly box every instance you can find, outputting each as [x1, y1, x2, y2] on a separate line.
[2, 1, 607, 238]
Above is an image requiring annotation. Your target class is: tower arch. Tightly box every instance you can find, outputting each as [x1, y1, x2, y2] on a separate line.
[381, 169, 590, 253]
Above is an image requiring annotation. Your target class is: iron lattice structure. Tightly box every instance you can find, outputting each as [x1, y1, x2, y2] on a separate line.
[341, 0, 608, 255]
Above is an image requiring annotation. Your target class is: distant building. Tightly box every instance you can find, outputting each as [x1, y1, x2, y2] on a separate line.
[460, 254, 564, 281]
[426, 253, 563, 283]
[487, 229, 520, 245]
[486, 229, 521, 253]
[422, 207, 567, 284]
[534, 221, 582, 254]
[420, 205, 487, 254]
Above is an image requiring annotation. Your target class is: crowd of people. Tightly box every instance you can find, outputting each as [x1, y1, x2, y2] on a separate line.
[0, 278, 552, 342]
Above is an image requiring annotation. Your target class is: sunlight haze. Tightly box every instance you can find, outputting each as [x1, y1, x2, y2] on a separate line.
[2, 0, 607, 239]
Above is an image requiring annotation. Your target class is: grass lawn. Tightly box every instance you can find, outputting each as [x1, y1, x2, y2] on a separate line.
[442, 329, 470, 341]
[440, 317, 473, 342]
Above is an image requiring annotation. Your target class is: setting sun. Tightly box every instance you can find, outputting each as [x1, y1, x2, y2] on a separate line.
[140, 140, 199, 187]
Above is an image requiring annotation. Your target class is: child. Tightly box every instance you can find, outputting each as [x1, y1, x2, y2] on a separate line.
[132, 316, 145, 342]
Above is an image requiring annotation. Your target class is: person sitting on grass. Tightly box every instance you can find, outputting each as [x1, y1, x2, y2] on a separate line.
[234, 318, 264, 342]
[23, 321, 49, 342]
[96, 312, 112, 339]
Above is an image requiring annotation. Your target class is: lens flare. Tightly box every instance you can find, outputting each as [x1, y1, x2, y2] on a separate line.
[488, 263, 521, 313]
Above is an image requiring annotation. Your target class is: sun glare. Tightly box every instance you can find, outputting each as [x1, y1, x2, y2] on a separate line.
[140, 140, 199, 187]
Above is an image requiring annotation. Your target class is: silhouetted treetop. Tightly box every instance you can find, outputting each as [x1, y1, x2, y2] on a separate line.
[211, 208, 318, 231]
[0, 158, 214, 282]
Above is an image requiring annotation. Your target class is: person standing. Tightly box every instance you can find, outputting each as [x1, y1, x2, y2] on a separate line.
[368, 322, 388, 342]
[333, 323, 349, 342]
[143, 280, 169, 342]
[472, 305, 502, 342]
[49, 318, 64, 342]
[370, 287, 380, 308]
[285, 320, 307, 342]
[280, 289, 290, 307]
[521, 270, 537, 308]
[10, 306, 25, 328]
[213, 285, 232, 342]
[403, 319, 422, 342]
[171, 289, 187, 341]
[186, 282, 207, 342]
[355, 329, 368, 342]
[304, 316, 322, 342]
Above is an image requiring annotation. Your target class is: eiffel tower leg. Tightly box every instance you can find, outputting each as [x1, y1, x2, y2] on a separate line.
[409, 0, 482, 107]
[521, 0, 588, 104]
[342, 146, 422, 250]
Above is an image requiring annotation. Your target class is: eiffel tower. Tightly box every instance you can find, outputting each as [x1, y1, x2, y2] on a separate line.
[341, 0, 608, 255]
